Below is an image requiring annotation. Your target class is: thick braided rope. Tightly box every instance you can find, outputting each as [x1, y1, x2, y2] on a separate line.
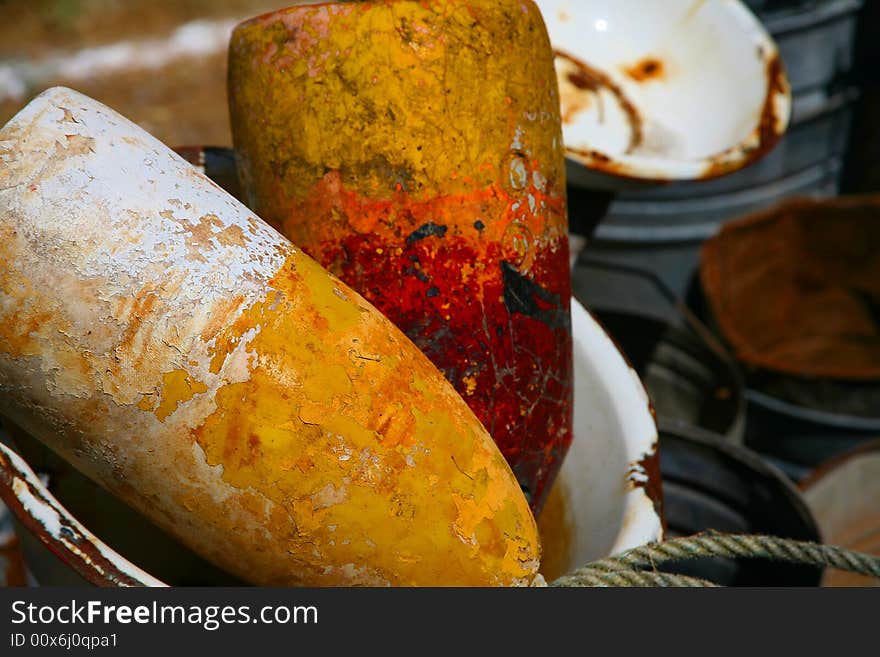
[552, 569, 719, 588]
[552, 532, 880, 587]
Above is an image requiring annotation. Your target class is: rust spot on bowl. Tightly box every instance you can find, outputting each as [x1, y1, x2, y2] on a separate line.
[758, 54, 789, 154]
[560, 39, 789, 184]
[555, 49, 643, 153]
[623, 57, 665, 83]
[632, 444, 665, 528]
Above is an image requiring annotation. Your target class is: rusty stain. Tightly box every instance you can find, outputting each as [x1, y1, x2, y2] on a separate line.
[632, 444, 665, 532]
[623, 57, 665, 83]
[182, 214, 225, 249]
[558, 34, 789, 183]
[555, 49, 643, 153]
[757, 55, 789, 161]
[215, 225, 249, 248]
[110, 287, 161, 377]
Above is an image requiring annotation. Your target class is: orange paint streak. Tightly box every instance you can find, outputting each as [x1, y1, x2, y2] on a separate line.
[276, 170, 566, 278]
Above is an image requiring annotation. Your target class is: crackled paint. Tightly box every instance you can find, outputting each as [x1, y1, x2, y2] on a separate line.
[228, 0, 573, 512]
[0, 87, 539, 586]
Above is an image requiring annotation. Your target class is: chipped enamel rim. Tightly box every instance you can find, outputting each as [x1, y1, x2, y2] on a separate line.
[556, 299, 663, 566]
[534, 0, 792, 188]
[0, 297, 661, 586]
[0, 442, 166, 587]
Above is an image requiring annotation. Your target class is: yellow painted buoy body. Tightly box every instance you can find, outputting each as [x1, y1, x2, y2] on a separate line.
[0, 87, 539, 586]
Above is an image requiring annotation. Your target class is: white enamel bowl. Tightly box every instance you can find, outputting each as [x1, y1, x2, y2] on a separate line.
[534, 0, 792, 190]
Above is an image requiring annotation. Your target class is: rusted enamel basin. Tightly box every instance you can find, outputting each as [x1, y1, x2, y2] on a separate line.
[0, 298, 664, 586]
[534, 0, 792, 189]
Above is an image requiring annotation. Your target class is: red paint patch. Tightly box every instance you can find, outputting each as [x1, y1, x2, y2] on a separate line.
[317, 229, 573, 511]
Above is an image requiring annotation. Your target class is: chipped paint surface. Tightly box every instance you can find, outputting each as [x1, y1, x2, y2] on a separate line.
[229, 0, 573, 512]
[0, 88, 539, 586]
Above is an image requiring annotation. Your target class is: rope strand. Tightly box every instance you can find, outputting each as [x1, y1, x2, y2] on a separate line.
[555, 569, 719, 588]
[552, 532, 880, 587]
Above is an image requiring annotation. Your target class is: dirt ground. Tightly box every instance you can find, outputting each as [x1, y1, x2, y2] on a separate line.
[0, 0, 285, 146]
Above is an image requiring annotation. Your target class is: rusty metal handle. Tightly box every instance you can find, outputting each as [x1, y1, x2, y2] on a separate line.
[0, 441, 166, 587]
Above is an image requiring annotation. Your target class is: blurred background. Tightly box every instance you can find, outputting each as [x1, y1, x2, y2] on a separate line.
[0, 0, 284, 145]
[0, 0, 878, 587]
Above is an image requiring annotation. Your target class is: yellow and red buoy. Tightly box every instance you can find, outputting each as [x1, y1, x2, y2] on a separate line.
[229, 0, 573, 511]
